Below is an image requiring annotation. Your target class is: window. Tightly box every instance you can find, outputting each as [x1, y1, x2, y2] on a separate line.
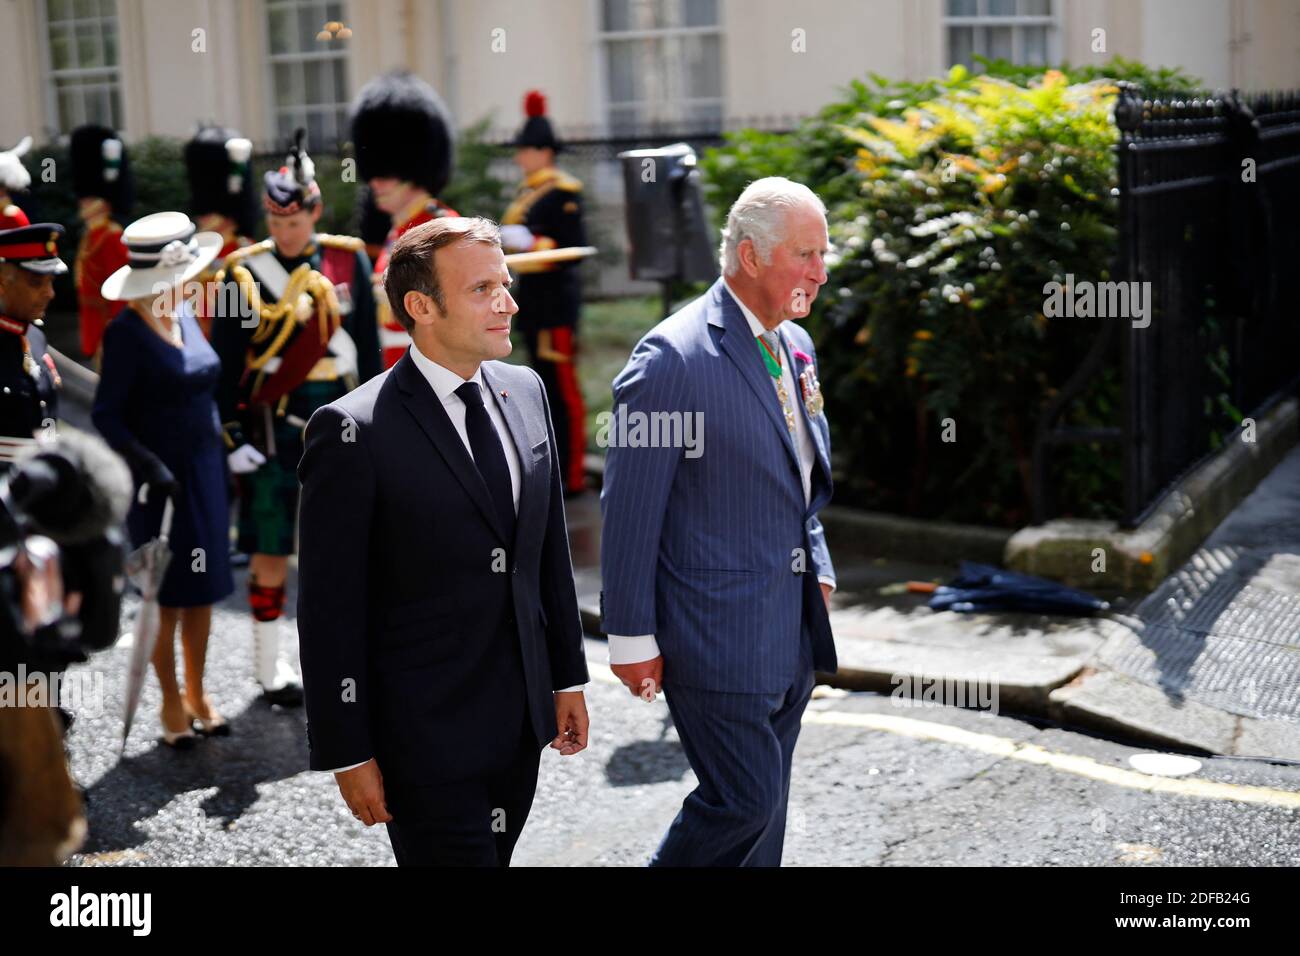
[41, 0, 124, 133]
[599, 0, 723, 136]
[945, 0, 1056, 70]
[265, 0, 351, 150]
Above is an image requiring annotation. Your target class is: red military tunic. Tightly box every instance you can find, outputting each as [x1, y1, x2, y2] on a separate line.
[75, 217, 128, 358]
[373, 195, 458, 368]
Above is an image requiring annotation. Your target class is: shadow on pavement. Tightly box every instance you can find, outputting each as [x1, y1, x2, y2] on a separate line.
[80, 702, 308, 853]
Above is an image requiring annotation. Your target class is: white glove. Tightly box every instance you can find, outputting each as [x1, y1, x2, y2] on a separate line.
[228, 444, 267, 475]
[500, 224, 535, 252]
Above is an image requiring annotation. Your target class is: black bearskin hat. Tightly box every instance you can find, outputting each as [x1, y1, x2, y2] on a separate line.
[185, 126, 257, 236]
[69, 124, 134, 214]
[350, 70, 455, 196]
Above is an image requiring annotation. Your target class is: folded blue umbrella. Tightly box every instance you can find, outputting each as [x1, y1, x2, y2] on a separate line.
[927, 562, 1109, 615]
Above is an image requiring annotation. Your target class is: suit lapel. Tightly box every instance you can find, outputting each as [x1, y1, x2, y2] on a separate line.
[393, 353, 507, 545]
[712, 281, 801, 470]
[481, 363, 534, 518]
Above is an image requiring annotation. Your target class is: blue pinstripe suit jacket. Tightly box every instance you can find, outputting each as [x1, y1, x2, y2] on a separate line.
[600, 278, 837, 694]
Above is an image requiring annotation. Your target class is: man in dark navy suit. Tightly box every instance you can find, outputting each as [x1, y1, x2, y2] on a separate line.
[297, 216, 589, 866]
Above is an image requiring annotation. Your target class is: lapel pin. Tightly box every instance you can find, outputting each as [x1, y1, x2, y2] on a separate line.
[500, 389, 509, 401]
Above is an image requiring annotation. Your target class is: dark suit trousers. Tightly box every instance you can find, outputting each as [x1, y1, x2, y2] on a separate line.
[383, 717, 541, 867]
[650, 634, 816, 867]
[381, 622, 542, 867]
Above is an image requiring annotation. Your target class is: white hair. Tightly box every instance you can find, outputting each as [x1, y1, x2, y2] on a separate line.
[719, 176, 827, 276]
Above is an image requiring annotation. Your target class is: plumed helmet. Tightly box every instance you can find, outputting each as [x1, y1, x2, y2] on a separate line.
[512, 89, 561, 152]
[0, 136, 33, 193]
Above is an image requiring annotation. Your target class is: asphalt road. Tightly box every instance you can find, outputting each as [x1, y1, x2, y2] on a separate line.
[55, 567, 1300, 867]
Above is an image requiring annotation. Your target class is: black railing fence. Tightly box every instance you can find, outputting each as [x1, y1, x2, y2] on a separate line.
[1034, 84, 1300, 527]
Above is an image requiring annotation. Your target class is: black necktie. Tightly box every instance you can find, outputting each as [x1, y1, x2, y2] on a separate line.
[455, 381, 516, 541]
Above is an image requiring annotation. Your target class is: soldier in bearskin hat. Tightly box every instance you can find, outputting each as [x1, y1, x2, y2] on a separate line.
[501, 90, 588, 495]
[350, 70, 459, 368]
[210, 129, 380, 706]
[70, 125, 132, 361]
[185, 126, 256, 338]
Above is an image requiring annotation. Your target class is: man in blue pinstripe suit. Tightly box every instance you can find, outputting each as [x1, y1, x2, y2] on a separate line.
[600, 177, 838, 866]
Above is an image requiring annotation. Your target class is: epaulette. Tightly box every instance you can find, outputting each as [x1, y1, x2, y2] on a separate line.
[552, 171, 583, 192]
[217, 238, 275, 280]
[221, 238, 274, 268]
[316, 233, 364, 253]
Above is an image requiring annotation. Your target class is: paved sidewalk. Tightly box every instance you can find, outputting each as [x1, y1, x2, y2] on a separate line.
[1074, 446, 1300, 756]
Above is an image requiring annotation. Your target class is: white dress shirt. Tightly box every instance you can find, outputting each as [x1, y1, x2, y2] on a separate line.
[606, 280, 836, 666]
[324, 344, 584, 774]
[408, 341, 522, 509]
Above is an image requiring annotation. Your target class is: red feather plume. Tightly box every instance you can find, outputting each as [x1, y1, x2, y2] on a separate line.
[523, 90, 547, 118]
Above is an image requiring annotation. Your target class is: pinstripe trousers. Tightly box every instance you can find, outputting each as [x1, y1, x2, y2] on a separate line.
[649, 632, 816, 867]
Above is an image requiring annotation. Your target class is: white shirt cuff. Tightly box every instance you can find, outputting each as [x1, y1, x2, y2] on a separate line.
[555, 685, 585, 693]
[607, 634, 661, 665]
[324, 759, 369, 774]
[817, 576, 836, 592]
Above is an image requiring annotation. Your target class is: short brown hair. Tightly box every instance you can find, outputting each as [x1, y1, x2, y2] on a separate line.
[383, 216, 502, 331]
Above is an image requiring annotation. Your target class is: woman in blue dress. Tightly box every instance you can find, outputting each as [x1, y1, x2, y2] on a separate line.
[93, 212, 232, 748]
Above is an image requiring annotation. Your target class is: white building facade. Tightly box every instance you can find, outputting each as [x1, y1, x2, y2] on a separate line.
[1, 0, 1297, 150]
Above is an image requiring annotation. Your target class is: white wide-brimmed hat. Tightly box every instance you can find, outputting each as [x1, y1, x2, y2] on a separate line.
[100, 211, 222, 302]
